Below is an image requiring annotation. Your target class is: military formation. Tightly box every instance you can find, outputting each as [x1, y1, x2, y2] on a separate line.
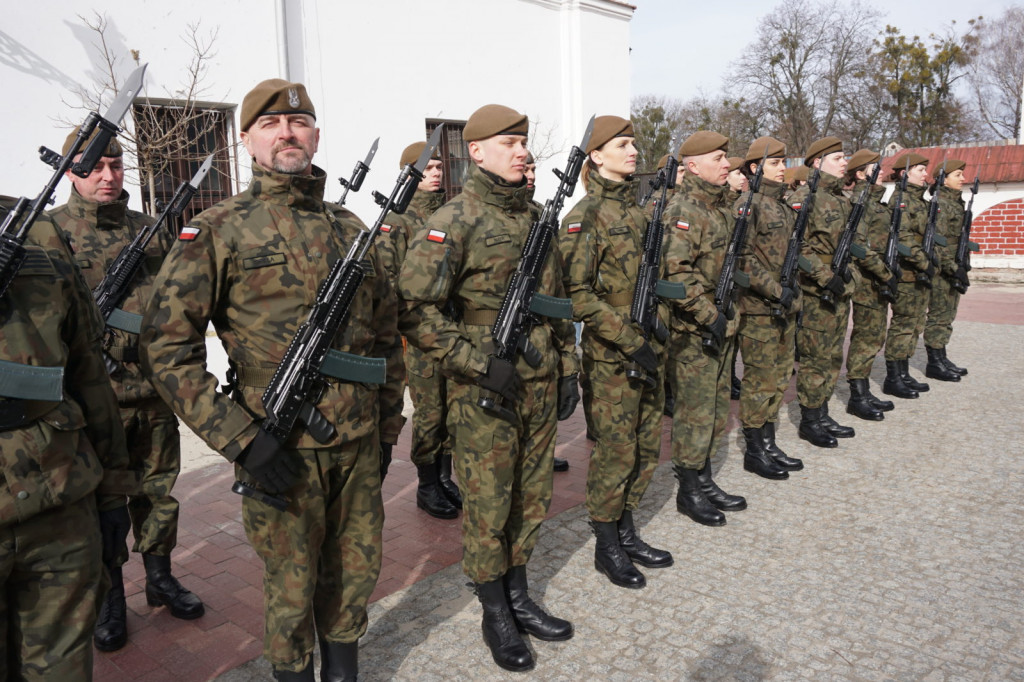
[0, 72, 978, 681]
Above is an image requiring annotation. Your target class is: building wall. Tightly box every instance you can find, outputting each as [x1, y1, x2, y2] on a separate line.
[972, 199, 1024, 267]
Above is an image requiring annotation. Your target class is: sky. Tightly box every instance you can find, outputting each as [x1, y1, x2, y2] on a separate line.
[629, 0, 1017, 102]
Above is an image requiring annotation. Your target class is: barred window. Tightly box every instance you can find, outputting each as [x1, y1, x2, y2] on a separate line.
[426, 119, 469, 202]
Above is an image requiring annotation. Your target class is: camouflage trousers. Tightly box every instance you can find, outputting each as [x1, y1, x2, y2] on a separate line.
[846, 294, 889, 380]
[583, 356, 664, 522]
[121, 397, 180, 559]
[0, 493, 103, 682]
[923, 273, 961, 348]
[240, 435, 383, 672]
[738, 313, 796, 429]
[796, 294, 850, 408]
[447, 376, 557, 584]
[406, 344, 450, 467]
[884, 280, 929, 361]
[669, 331, 735, 470]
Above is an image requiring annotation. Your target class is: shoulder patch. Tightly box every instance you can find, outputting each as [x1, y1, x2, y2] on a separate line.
[790, 202, 802, 211]
[380, 224, 392, 233]
[426, 229, 446, 243]
[179, 225, 201, 241]
[676, 220, 689, 230]
[566, 222, 582, 234]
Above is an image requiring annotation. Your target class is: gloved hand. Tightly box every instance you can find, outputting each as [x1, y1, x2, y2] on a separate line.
[777, 286, 796, 310]
[380, 443, 393, 480]
[628, 342, 659, 374]
[706, 313, 727, 348]
[924, 262, 935, 280]
[556, 374, 580, 421]
[824, 273, 846, 298]
[98, 505, 131, 567]
[236, 430, 301, 494]
[477, 356, 520, 403]
[954, 266, 970, 290]
[886, 275, 900, 300]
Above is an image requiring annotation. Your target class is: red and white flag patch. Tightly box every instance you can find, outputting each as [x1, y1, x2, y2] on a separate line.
[566, 222, 582, 234]
[179, 226, 201, 241]
[380, 224, 392, 233]
[426, 229, 446, 243]
[676, 220, 689, 230]
[790, 202, 802, 211]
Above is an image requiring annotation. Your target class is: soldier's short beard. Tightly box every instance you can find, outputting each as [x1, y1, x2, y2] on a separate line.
[272, 151, 312, 174]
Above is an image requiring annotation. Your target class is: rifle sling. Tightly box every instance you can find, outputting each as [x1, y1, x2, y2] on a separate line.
[107, 308, 143, 334]
[0, 358, 65, 401]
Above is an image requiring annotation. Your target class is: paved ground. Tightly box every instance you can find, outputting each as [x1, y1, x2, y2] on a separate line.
[94, 283, 1024, 681]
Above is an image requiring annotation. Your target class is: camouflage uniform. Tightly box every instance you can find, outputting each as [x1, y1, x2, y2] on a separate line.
[662, 174, 742, 470]
[846, 183, 895, 380]
[736, 178, 801, 429]
[50, 188, 181, 558]
[0, 205, 132, 681]
[398, 164, 578, 584]
[139, 164, 405, 672]
[923, 185, 964, 349]
[559, 172, 667, 522]
[884, 187, 931, 362]
[791, 173, 856, 408]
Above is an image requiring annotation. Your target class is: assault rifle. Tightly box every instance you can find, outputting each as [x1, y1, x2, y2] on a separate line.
[950, 177, 980, 294]
[627, 155, 676, 386]
[93, 154, 213, 326]
[917, 166, 947, 287]
[337, 137, 378, 205]
[639, 167, 667, 208]
[773, 168, 820, 318]
[477, 116, 594, 420]
[880, 160, 910, 301]
[821, 164, 881, 307]
[0, 64, 146, 299]
[702, 153, 764, 355]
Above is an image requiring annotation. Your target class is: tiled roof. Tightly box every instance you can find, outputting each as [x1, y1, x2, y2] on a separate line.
[881, 145, 1024, 184]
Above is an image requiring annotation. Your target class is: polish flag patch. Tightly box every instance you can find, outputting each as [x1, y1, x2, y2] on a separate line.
[676, 220, 689, 230]
[426, 229, 447, 243]
[790, 203, 802, 211]
[380, 224, 392, 233]
[179, 226, 201, 241]
[899, 203, 906, 209]
[566, 222, 582, 233]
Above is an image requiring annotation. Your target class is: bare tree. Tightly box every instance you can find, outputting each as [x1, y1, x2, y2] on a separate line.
[970, 6, 1024, 140]
[630, 94, 687, 173]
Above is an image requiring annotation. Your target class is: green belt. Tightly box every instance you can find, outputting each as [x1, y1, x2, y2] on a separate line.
[0, 358, 64, 401]
[107, 308, 143, 334]
[462, 294, 574, 327]
[236, 350, 386, 388]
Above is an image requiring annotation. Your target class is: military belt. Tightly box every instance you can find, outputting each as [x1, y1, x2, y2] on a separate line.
[604, 292, 633, 308]
[235, 350, 386, 389]
[106, 308, 143, 335]
[461, 294, 574, 327]
[0, 398, 59, 431]
[107, 346, 140, 364]
[461, 309, 499, 327]
[0, 359, 65, 401]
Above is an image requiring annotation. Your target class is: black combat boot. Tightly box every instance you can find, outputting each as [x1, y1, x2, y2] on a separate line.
[820, 401, 855, 437]
[697, 458, 747, 511]
[504, 565, 574, 639]
[866, 388, 895, 412]
[318, 638, 358, 682]
[272, 661, 313, 682]
[590, 520, 646, 588]
[416, 462, 458, 519]
[618, 510, 673, 568]
[900, 359, 930, 392]
[553, 457, 569, 472]
[847, 379, 884, 421]
[883, 360, 918, 399]
[925, 347, 961, 382]
[762, 422, 803, 471]
[475, 578, 534, 672]
[940, 347, 967, 376]
[143, 554, 205, 619]
[437, 452, 463, 509]
[742, 427, 788, 479]
[673, 465, 725, 526]
[798, 404, 837, 448]
[94, 566, 128, 651]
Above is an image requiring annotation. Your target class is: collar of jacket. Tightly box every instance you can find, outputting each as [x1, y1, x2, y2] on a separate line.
[818, 171, 845, 196]
[680, 173, 730, 208]
[864, 182, 886, 201]
[250, 162, 328, 211]
[66, 186, 130, 230]
[586, 171, 639, 206]
[412, 189, 445, 214]
[463, 164, 532, 213]
[757, 177, 788, 201]
[938, 185, 963, 201]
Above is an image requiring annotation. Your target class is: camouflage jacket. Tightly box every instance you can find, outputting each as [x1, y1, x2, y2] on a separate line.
[662, 174, 742, 338]
[791, 172, 857, 296]
[377, 189, 446, 287]
[851, 182, 894, 305]
[139, 164, 405, 460]
[560, 172, 668, 365]
[894, 186, 930, 281]
[936, 185, 965, 275]
[0, 200, 132, 527]
[398, 163, 579, 382]
[50, 187, 169, 404]
[735, 178, 802, 316]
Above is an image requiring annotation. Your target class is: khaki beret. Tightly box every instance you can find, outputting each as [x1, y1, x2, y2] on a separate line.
[525, 152, 536, 165]
[939, 159, 966, 174]
[240, 79, 316, 132]
[744, 136, 786, 163]
[62, 124, 122, 158]
[399, 141, 442, 168]
[847, 148, 880, 172]
[587, 115, 633, 154]
[727, 156, 744, 173]
[803, 136, 844, 166]
[784, 165, 808, 184]
[463, 104, 528, 142]
[656, 154, 670, 170]
[678, 131, 729, 158]
[892, 152, 929, 170]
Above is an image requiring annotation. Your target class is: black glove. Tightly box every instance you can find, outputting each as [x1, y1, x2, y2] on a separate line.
[98, 506, 131, 567]
[954, 266, 970, 290]
[924, 262, 935, 280]
[824, 273, 846, 298]
[557, 374, 580, 421]
[777, 286, 796, 310]
[886, 275, 900, 300]
[477, 356, 520, 403]
[628, 342, 659, 374]
[706, 313, 727, 348]
[237, 430, 301, 494]
[380, 443, 393, 480]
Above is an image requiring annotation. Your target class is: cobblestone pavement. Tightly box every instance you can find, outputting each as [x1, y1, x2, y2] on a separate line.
[215, 290, 1024, 681]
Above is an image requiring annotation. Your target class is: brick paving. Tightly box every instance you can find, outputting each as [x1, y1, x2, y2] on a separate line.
[92, 282, 1024, 681]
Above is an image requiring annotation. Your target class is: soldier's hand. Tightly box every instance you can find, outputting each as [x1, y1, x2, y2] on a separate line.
[379, 442, 393, 481]
[477, 356, 521, 403]
[923, 262, 935, 281]
[628, 342, 659, 374]
[955, 267, 970, 290]
[706, 313, 727, 348]
[886, 275, 900, 300]
[98, 505, 131, 567]
[777, 286, 796, 310]
[556, 374, 580, 421]
[237, 430, 301, 494]
[823, 273, 846, 297]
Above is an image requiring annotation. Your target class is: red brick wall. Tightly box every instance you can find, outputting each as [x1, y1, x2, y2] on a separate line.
[972, 199, 1024, 255]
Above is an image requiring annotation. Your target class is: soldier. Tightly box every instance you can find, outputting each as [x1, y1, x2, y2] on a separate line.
[1, 195, 134, 681]
[790, 137, 857, 449]
[842, 149, 897, 420]
[49, 128, 204, 653]
[663, 131, 747, 527]
[727, 156, 748, 195]
[378, 141, 461, 519]
[734, 137, 804, 480]
[784, 165, 808, 197]
[399, 104, 579, 672]
[560, 115, 673, 590]
[140, 80, 405, 681]
[882, 152, 933, 399]
[923, 159, 969, 381]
